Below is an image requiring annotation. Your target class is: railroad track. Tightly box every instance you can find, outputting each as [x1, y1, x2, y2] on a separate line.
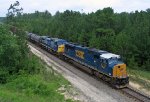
[28, 42, 150, 102]
[121, 86, 150, 102]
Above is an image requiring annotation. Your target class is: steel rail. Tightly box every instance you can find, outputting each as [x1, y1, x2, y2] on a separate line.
[121, 86, 150, 102]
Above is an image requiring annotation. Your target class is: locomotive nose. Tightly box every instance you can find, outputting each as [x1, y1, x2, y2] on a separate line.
[57, 44, 65, 53]
[113, 64, 127, 78]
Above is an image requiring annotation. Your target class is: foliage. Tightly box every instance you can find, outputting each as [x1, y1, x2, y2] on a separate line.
[0, 24, 39, 84]
[128, 68, 150, 90]
[0, 23, 75, 101]
[0, 63, 73, 102]
[6, 1, 23, 23]
[6, 8, 150, 72]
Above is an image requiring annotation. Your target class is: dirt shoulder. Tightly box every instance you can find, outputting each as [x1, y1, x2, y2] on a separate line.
[129, 76, 150, 96]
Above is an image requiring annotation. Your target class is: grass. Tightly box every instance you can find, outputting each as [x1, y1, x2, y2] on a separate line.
[128, 68, 150, 90]
[0, 55, 76, 102]
[128, 69, 150, 80]
[0, 71, 74, 102]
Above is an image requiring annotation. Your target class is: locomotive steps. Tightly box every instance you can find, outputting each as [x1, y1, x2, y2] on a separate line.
[28, 42, 150, 102]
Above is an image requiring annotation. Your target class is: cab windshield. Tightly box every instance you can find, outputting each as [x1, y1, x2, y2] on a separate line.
[108, 57, 122, 64]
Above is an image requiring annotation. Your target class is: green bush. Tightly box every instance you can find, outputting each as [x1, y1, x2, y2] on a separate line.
[6, 75, 50, 96]
[0, 24, 41, 84]
[0, 68, 9, 84]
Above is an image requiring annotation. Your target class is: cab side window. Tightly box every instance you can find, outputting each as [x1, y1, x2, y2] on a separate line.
[94, 55, 99, 63]
[101, 59, 107, 68]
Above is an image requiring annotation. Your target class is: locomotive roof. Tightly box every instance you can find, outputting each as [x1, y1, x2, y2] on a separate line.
[69, 42, 81, 46]
[41, 36, 48, 38]
[88, 48, 108, 54]
[29, 33, 40, 36]
[65, 42, 120, 59]
[51, 38, 66, 42]
[100, 53, 120, 59]
[88, 48, 120, 59]
[66, 43, 89, 49]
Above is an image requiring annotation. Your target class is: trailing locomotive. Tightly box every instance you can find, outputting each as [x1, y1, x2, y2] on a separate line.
[28, 33, 66, 54]
[28, 33, 129, 88]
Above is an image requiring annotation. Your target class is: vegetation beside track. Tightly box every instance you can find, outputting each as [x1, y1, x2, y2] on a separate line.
[128, 69, 150, 91]
[0, 24, 76, 102]
[0, 57, 74, 102]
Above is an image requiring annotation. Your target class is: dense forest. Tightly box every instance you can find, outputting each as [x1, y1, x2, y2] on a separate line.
[8, 7, 150, 71]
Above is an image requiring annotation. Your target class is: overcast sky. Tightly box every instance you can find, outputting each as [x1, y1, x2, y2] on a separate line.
[0, 0, 150, 17]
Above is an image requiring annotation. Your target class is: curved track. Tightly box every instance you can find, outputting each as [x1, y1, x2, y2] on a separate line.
[121, 87, 150, 102]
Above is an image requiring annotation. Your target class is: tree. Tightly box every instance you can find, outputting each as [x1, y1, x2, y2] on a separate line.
[6, 1, 23, 22]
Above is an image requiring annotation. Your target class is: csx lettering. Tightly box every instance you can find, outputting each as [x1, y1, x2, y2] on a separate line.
[76, 50, 84, 59]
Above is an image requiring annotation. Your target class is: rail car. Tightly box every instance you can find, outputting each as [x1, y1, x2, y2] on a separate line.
[27, 33, 129, 88]
[29, 33, 41, 44]
[40, 37, 67, 54]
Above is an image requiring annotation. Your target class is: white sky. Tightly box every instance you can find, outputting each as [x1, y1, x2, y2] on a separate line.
[0, 0, 150, 17]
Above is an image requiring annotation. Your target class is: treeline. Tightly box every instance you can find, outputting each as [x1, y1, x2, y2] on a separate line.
[9, 7, 150, 71]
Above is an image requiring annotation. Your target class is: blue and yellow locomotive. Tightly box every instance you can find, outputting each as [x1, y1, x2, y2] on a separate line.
[39, 36, 66, 54]
[28, 33, 129, 88]
[64, 43, 129, 88]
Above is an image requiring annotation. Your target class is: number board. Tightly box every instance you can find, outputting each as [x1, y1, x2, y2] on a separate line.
[75, 50, 84, 59]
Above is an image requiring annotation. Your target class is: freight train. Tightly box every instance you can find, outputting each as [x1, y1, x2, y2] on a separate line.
[28, 33, 129, 88]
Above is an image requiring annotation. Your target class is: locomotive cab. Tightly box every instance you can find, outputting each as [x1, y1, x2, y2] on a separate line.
[100, 53, 129, 88]
[109, 58, 129, 88]
[49, 38, 67, 54]
[57, 41, 66, 53]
